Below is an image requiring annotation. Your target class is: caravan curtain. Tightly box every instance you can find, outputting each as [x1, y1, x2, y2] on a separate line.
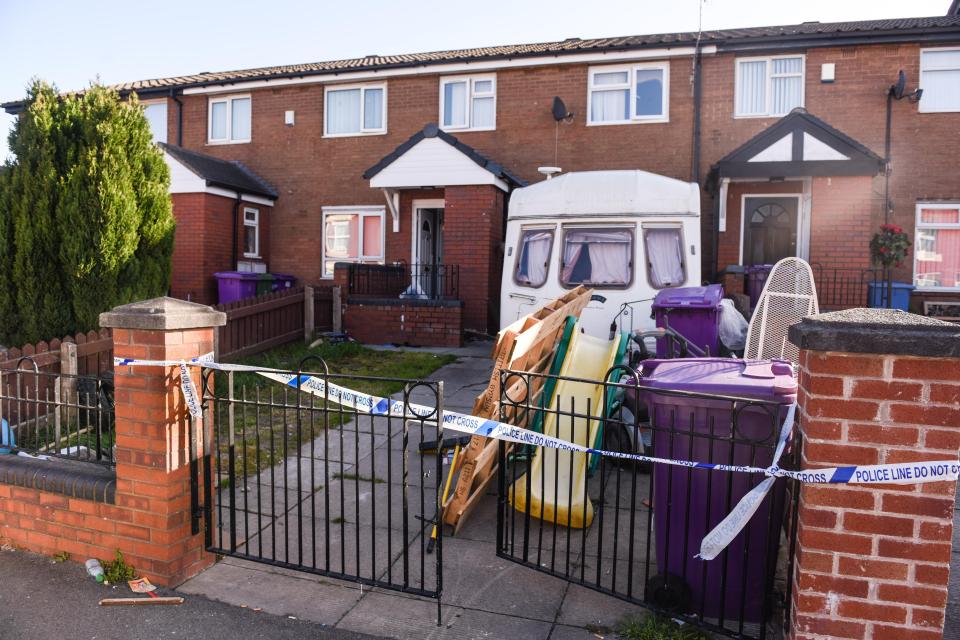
[644, 228, 685, 288]
[561, 229, 632, 285]
[517, 231, 552, 286]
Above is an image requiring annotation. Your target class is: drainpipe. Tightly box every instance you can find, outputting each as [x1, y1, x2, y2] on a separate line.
[232, 192, 242, 269]
[690, 48, 703, 184]
[170, 88, 184, 147]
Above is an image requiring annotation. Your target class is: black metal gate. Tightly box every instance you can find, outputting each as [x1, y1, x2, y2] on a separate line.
[197, 364, 444, 609]
[496, 367, 800, 640]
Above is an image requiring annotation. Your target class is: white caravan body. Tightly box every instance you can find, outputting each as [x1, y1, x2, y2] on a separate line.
[500, 170, 701, 338]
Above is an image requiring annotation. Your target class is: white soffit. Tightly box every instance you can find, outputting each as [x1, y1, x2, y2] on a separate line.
[803, 132, 849, 161]
[748, 134, 793, 163]
[368, 137, 508, 191]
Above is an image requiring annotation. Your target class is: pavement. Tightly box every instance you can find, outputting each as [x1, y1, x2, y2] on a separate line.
[178, 338, 653, 640]
[0, 547, 379, 640]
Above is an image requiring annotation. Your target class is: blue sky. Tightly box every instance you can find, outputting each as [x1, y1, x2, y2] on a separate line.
[0, 0, 950, 161]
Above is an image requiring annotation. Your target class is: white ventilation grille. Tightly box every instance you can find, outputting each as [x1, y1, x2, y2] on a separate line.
[744, 257, 820, 363]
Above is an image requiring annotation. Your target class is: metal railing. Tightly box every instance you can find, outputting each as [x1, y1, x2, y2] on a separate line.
[810, 264, 886, 310]
[496, 366, 799, 640]
[347, 262, 460, 300]
[198, 364, 443, 611]
[0, 365, 115, 465]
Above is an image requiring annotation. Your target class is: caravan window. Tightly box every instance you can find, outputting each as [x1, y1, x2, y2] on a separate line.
[514, 229, 554, 288]
[559, 228, 633, 288]
[643, 227, 686, 289]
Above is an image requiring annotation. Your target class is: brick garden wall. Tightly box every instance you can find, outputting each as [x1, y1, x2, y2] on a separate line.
[343, 300, 462, 348]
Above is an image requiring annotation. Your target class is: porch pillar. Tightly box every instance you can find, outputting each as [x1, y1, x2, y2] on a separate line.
[787, 309, 960, 639]
[100, 297, 226, 586]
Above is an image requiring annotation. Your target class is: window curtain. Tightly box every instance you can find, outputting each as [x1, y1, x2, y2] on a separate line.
[443, 82, 467, 127]
[327, 89, 361, 134]
[921, 69, 960, 111]
[771, 58, 802, 114]
[472, 96, 494, 127]
[562, 230, 631, 284]
[231, 98, 251, 140]
[363, 89, 383, 130]
[143, 103, 167, 143]
[210, 102, 227, 139]
[645, 229, 685, 288]
[736, 60, 767, 115]
[591, 90, 628, 122]
[518, 232, 551, 285]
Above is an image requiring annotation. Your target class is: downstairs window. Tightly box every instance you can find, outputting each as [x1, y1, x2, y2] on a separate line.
[914, 204, 960, 290]
[321, 207, 385, 278]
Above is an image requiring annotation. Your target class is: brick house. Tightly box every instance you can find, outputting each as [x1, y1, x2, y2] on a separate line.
[5, 12, 960, 340]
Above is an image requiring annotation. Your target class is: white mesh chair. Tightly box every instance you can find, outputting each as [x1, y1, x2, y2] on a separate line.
[744, 258, 819, 363]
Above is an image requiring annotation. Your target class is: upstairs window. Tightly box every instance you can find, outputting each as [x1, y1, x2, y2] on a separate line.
[643, 226, 686, 289]
[914, 204, 960, 290]
[208, 95, 251, 143]
[920, 48, 960, 113]
[321, 207, 385, 277]
[243, 208, 259, 258]
[142, 101, 167, 143]
[735, 56, 804, 117]
[588, 63, 669, 124]
[440, 75, 496, 131]
[514, 228, 554, 288]
[325, 84, 386, 136]
[560, 227, 633, 288]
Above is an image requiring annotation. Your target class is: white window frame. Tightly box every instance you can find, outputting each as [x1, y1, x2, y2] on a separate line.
[438, 74, 497, 132]
[323, 83, 388, 138]
[586, 62, 670, 126]
[734, 55, 805, 119]
[919, 47, 960, 114]
[207, 94, 251, 144]
[320, 205, 386, 278]
[242, 207, 260, 258]
[914, 202, 960, 292]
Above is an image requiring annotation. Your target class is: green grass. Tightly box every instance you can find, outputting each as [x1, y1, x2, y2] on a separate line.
[332, 471, 385, 484]
[214, 341, 457, 479]
[616, 615, 711, 640]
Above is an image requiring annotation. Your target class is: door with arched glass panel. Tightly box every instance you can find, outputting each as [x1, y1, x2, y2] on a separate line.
[743, 196, 799, 266]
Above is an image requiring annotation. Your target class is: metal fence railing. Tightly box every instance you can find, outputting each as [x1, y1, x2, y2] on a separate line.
[347, 263, 460, 300]
[810, 264, 885, 310]
[496, 367, 799, 640]
[0, 365, 115, 465]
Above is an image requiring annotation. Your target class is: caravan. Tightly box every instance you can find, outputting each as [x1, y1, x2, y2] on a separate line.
[500, 170, 702, 338]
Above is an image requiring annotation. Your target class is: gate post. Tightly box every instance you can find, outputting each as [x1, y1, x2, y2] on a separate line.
[787, 309, 960, 639]
[100, 297, 225, 587]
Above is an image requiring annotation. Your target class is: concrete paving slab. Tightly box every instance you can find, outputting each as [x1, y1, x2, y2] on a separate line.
[556, 582, 649, 630]
[549, 623, 613, 640]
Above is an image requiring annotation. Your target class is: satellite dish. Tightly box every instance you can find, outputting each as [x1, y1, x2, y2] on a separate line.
[892, 70, 906, 99]
[552, 96, 573, 121]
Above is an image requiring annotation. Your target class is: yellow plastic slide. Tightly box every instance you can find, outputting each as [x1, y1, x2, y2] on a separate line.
[508, 327, 622, 529]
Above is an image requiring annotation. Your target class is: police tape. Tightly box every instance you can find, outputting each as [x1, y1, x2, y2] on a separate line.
[114, 354, 960, 560]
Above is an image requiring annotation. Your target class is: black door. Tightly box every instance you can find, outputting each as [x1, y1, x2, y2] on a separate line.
[743, 196, 799, 266]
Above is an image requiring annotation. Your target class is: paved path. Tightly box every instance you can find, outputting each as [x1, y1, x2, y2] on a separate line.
[180, 341, 650, 640]
[0, 548, 377, 640]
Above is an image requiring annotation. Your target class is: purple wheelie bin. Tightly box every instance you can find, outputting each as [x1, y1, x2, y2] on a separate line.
[637, 357, 796, 623]
[271, 273, 297, 292]
[652, 285, 723, 358]
[214, 271, 260, 304]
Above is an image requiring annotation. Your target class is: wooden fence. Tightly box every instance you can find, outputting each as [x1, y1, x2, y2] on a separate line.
[0, 329, 113, 377]
[215, 285, 336, 361]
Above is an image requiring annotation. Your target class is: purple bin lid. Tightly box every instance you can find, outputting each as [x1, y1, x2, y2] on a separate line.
[637, 357, 797, 404]
[652, 284, 724, 310]
[214, 271, 261, 280]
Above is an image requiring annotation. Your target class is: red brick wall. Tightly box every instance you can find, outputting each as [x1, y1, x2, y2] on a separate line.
[170, 193, 271, 304]
[344, 301, 462, 348]
[790, 349, 960, 639]
[164, 40, 960, 304]
[718, 181, 805, 269]
[807, 176, 877, 272]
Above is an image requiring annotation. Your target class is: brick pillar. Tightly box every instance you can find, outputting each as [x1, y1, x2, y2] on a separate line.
[99, 297, 226, 587]
[787, 309, 960, 640]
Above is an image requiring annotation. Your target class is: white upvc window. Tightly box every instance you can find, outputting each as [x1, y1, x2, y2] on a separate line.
[914, 203, 960, 291]
[208, 95, 251, 143]
[439, 74, 496, 131]
[324, 83, 387, 137]
[321, 206, 386, 278]
[587, 63, 669, 125]
[735, 55, 805, 118]
[243, 207, 260, 258]
[919, 48, 960, 113]
[141, 100, 168, 143]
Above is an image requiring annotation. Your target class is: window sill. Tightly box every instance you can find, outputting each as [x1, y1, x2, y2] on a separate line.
[732, 112, 797, 120]
[242, 254, 261, 260]
[207, 139, 252, 146]
[322, 131, 388, 139]
[440, 125, 497, 133]
[914, 286, 960, 293]
[586, 117, 669, 127]
[917, 107, 960, 114]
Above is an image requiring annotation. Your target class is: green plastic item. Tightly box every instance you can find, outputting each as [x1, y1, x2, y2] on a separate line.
[254, 273, 275, 296]
[529, 315, 577, 434]
[587, 330, 629, 475]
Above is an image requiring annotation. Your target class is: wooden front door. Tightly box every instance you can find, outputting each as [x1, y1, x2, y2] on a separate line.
[743, 196, 799, 266]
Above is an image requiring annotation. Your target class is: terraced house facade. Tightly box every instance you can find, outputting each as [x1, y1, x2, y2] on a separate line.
[6, 11, 960, 337]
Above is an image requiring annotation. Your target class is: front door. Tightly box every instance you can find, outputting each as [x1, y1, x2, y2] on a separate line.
[414, 207, 444, 297]
[743, 196, 799, 266]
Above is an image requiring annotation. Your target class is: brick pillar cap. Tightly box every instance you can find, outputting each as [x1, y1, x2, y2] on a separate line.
[99, 296, 227, 331]
[788, 307, 960, 357]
